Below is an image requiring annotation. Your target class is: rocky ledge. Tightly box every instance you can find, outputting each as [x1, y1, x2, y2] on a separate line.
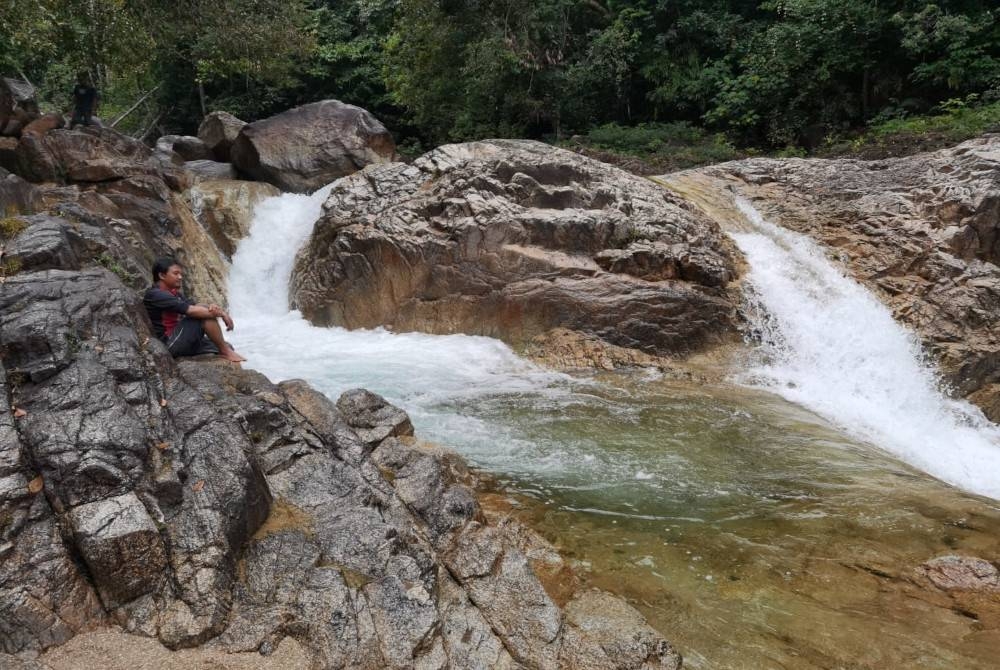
[672, 135, 1000, 421]
[290, 139, 741, 360]
[1, 124, 682, 667]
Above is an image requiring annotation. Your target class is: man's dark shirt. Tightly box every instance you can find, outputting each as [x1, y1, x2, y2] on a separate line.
[73, 84, 97, 112]
[144, 286, 193, 340]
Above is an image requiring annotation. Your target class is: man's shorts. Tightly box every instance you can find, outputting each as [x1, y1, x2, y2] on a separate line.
[165, 318, 220, 357]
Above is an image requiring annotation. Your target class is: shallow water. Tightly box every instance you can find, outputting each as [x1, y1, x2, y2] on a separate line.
[485, 372, 1000, 669]
[227, 185, 1000, 669]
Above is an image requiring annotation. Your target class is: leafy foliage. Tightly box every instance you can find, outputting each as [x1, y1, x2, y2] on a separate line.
[1, 0, 997, 150]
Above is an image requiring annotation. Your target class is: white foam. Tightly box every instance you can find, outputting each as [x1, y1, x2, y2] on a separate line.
[730, 198, 1000, 499]
[226, 183, 580, 471]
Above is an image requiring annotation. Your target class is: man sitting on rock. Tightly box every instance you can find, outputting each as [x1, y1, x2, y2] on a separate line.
[144, 257, 246, 363]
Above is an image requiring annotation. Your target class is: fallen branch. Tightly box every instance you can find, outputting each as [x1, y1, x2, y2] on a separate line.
[110, 85, 160, 128]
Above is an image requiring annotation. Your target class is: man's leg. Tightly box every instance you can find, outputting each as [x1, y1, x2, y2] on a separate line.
[202, 318, 246, 362]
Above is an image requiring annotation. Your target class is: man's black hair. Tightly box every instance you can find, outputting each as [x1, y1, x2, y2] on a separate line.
[152, 256, 180, 284]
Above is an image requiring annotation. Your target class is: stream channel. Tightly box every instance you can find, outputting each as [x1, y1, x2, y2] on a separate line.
[226, 181, 1000, 669]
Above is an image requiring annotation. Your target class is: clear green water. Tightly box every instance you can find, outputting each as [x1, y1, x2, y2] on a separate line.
[429, 372, 1000, 669]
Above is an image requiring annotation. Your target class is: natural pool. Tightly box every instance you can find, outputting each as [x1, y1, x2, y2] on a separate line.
[466, 372, 1000, 669]
[228, 183, 1000, 670]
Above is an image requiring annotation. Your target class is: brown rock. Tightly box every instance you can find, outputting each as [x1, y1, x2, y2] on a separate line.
[290, 139, 739, 359]
[231, 99, 398, 193]
[15, 127, 153, 184]
[21, 112, 65, 137]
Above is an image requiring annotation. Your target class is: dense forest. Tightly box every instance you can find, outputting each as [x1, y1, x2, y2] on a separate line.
[2, 0, 998, 154]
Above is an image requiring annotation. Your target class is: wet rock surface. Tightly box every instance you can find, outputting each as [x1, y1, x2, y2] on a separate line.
[290, 139, 740, 358]
[676, 135, 1000, 420]
[1, 124, 684, 668]
[231, 99, 398, 193]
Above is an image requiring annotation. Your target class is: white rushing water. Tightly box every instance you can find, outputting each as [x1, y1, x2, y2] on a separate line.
[730, 198, 1000, 499]
[226, 183, 1000, 502]
[226, 185, 587, 476]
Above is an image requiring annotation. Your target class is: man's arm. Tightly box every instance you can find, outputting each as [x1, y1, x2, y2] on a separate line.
[186, 303, 234, 331]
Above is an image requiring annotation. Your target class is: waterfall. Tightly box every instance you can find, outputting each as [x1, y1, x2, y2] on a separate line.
[225, 184, 573, 469]
[730, 198, 1000, 499]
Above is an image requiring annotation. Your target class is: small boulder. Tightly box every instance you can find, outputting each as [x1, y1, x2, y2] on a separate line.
[183, 159, 237, 182]
[231, 99, 398, 193]
[336, 388, 414, 446]
[155, 134, 212, 161]
[68, 492, 168, 609]
[197, 111, 245, 162]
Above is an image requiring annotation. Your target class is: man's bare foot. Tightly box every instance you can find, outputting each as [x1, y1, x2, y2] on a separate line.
[219, 346, 247, 363]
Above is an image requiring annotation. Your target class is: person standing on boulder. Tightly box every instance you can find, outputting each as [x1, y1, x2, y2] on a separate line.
[144, 257, 247, 363]
[69, 71, 98, 128]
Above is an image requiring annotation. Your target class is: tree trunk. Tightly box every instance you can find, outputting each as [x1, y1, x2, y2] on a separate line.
[198, 81, 207, 117]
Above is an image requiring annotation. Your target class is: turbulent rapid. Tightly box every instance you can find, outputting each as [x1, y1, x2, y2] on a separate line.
[730, 198, 1000, 500]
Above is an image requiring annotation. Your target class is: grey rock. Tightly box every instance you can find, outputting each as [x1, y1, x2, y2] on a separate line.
[444, 521, 562, 669]
[197, 111, 246, 162]
[231, 100, 397, 193]
[0, 168, 40, 214]
[560, 590, 682, 669]
[184, 159, 238, 182]
[155, 135, 212, 162]
[68, 493, 168, 609]
[337, 388, 415, 446]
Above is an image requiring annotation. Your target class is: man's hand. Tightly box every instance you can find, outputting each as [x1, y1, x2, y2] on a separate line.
[221, 313, 234, 331]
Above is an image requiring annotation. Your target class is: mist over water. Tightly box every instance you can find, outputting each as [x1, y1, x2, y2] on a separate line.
[730, 198, 1000, 499]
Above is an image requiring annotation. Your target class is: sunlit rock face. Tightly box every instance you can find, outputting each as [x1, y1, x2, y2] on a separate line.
[677, 134, 1000, 421]
[291, 139, 741, 358]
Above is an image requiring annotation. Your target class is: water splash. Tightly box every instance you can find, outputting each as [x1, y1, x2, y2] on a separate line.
[730, 197, 1000, 499]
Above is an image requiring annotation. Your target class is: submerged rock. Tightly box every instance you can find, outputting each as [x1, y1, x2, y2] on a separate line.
[291, 139, 740, 359]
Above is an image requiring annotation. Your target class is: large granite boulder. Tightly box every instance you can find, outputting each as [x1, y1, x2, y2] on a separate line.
[231, 99, 398, 193]
[196, 111, 245, 162]
[672, 134, 1000, 420]
[290, 139, 740, 358]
